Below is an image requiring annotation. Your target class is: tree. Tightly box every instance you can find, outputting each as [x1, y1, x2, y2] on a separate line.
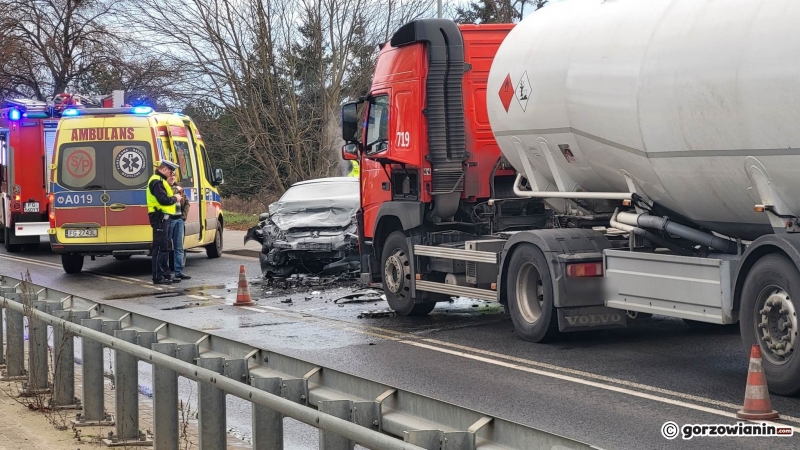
[0, 0, 121, 100]
[454, 0, 547, 24]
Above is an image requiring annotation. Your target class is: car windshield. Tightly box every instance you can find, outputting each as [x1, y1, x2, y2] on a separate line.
[57, 141, 153, 191]
[280, 181, 357, 202]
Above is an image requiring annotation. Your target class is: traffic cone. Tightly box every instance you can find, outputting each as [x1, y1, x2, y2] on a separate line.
[234, 265, 255, 306]
[736, 344, 779, 420]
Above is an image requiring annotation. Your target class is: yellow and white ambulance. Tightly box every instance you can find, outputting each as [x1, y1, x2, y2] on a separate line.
[49, 106, 224, 273]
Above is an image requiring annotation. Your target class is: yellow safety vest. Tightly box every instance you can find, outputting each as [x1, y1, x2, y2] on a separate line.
[146, 174, 177, 215]
[348, 160, 360, 178]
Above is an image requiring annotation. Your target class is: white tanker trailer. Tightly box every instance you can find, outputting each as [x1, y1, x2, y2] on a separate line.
[342, 0, 800, 396]
[482, 0, 800, 395]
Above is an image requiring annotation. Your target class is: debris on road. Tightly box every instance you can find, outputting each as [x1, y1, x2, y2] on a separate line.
[280, 298, 293, 304]
[357, 309, 395, 319]
[334, 289, 384, 304]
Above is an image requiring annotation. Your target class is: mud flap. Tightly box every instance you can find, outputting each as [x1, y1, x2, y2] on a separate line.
[557, 306, 627, 332]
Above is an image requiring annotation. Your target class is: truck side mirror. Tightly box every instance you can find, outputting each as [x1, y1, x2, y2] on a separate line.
[341, 102, 360, 142]
[213, 168, 224, 185]
[342, 143, 359, 161]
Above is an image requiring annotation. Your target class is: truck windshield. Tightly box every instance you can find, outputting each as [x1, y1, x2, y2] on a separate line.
[57, 141, 153, 191]
[365, 95, 389, 154]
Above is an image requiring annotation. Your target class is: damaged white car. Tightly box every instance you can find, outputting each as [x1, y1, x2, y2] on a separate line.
[244, 177, 360, 276]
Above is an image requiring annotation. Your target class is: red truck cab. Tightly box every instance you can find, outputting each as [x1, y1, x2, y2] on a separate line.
[341, 20, 530, 307]
[0, 99, 59, 252]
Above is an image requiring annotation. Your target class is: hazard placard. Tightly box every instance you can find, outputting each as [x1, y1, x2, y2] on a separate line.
[516, 71, 531, 112]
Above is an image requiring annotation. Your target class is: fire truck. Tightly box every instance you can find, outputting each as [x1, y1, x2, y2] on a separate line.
[0, 98, 60, 251]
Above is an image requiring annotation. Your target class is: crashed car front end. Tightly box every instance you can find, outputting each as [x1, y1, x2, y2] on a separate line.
[245, 196, 360, 277]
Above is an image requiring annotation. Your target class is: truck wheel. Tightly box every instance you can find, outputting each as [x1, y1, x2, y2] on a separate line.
[740, 253, 800, 396]
[61, 254, 85, 274]
[381, 231, 435, 316]
[507, 243, 559, 342]
[4, 227, 21, 253]
[206, 223, 223, 258]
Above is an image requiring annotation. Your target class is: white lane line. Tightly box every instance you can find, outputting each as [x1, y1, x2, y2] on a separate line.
[400, 340, 800, 432]
[187, 295, 206, 300]
[243, 303, 800, 425]
[0, 254, 162, 290]
[418, 338, 766, 415]
[0, 253, 62, 269]
[240, 306, 265, 313]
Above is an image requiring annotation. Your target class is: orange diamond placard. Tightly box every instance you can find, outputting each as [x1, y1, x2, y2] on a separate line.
[499, 74, 514, 112]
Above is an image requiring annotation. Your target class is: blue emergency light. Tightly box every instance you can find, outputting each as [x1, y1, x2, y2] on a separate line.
[62, 108, 80, 116]
[133, 106, 153, 115]
[8, 108, 21, 121]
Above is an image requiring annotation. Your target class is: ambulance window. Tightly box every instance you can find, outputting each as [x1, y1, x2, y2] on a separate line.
[59, 146, 97, 189]
[173, 140, 194, 185]
[365, 95, 389, 154]
[57, 142, 152, 191]
[199, 144, 213, 183]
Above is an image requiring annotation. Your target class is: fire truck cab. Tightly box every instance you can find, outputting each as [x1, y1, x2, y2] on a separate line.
[0, 99, 59, 252]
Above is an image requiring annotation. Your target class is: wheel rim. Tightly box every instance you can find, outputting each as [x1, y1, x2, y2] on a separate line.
[755, 285, 798, 365]
[384, 248, 409, 299]
[216, 227, 222, 250]
[516, 262, 544, 324]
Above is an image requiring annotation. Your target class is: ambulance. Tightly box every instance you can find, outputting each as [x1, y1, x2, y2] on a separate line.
[49, 106, 225, 273]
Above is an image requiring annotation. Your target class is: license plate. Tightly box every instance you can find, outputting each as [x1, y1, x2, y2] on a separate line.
[65, 229, 98, 238]
[23, 202, 39, 213]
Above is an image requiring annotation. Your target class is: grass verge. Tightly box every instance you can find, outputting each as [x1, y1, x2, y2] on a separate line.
[224, 211, 259, 230]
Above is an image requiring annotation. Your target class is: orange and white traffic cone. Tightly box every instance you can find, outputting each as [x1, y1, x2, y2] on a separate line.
[233, 265, 255, 306]
[736, 344, 779, 420]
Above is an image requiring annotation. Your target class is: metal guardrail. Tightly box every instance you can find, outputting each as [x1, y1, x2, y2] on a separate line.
[0, 275, 595, 450]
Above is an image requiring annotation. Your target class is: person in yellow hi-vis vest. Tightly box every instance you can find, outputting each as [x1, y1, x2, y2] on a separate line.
[347, 160, 360, 177]
[146, 160, 183, 285]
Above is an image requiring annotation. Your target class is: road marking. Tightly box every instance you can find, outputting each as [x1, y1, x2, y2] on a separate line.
[0, 253, 163, 291]
[400, 340, 800, 432]
[246, 303, 800, 425]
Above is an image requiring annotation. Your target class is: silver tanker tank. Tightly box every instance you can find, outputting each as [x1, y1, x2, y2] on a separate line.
[487, 0, 800, 240]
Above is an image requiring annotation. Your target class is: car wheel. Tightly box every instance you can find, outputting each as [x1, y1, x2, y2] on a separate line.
[381, 231, 435, 316]
[506, 243, 559, 342]
[206, 223, 223, 258]
[740, 253, 800, 396]
[61, 254, 84, 274]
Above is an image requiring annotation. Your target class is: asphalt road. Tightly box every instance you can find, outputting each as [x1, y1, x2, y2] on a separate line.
[2, 239, 800, 450]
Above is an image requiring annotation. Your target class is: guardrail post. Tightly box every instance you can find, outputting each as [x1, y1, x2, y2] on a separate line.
[197, 357, 226, 450]
[318, 400, 354, 450]
[51, 310, 83, 408]
[0, 287, 10, 369]
[152, 343, 179, 450]
[3, 295, 25, 380]
[104, 329, 150, 446]
[252, 377, 283, 450]
[72, 318, 114, 427]
[25, 301, 50, 394]
[404, 430, 443, 450]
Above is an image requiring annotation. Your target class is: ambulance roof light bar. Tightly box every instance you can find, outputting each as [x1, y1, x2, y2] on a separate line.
[61, 106, 155, 117]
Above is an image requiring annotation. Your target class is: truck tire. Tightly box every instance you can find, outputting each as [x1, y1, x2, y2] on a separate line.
[506, 243, 559, 342]
[206, 223, 223, 258]
[4, 227, 21, 253]
[740, 253, 800, 396]
[381, 231, 435, 316]
[61, 254, 85, 274]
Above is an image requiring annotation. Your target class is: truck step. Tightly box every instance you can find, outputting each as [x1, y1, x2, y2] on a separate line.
[415, 280, 498, 302]
[413, 245, 498, 264]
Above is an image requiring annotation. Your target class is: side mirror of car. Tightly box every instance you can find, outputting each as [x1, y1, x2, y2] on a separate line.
[258, 212, 269, 222]
[342, 143, 360, 161]
[213, 168, 224, 185]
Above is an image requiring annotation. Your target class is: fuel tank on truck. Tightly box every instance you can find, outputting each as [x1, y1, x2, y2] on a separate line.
[488, 0, 800, 240]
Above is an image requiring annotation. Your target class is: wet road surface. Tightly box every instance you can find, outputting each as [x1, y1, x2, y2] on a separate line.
[2, 241, 799, 449]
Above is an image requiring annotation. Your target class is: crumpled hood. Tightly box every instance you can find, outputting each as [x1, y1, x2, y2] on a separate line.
[268, 197, 358, 231]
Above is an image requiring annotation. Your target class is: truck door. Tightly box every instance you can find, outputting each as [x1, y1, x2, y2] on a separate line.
[361, 94, 394, 239]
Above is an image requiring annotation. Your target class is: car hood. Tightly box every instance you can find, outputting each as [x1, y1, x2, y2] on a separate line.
[268, 197, 358, 231]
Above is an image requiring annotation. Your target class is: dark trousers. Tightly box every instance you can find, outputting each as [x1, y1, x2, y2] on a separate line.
[150, 213, 173, 282]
